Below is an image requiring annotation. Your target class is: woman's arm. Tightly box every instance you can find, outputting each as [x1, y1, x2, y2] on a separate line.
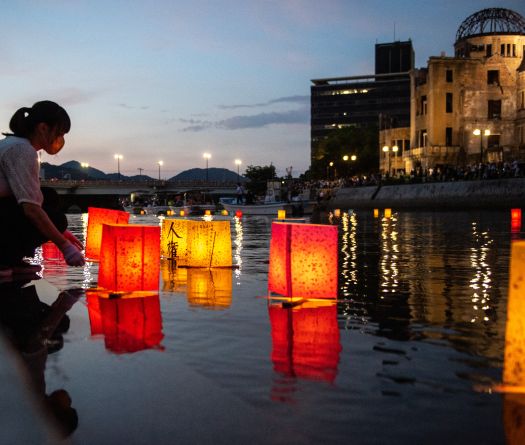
[21, 202, 85, 266]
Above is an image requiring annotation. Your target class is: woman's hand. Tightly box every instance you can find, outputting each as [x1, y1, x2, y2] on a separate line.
[63, 230, 83, 250]
[60, 242, 85, 267]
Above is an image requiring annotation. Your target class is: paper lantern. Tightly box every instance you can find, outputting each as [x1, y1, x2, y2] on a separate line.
[205, 209, 212, 216]
[373, 208, 379, 218]
[221, 209, 229, 216]
[85, 207, 129, 260]
[98, 224, 160, 291]
[235, 210, 243, 218]
[511, 208, 522, 233]
[186, 268, 232, 309]
[268, 222, 338, 299]
[161, 219, 232, 267]
[333, 209, 341, 218]
[269, 302, 341, 383]
[503, 241, 525, 390]
[87, 292, 163, 353]
[384, 208, 392, 218]
[277, 209, 286, 220]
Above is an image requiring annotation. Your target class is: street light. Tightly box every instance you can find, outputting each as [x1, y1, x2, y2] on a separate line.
[392, 145, 399, 176]
[114, 154, 123, 180]
[382, 145, 390, 175]
[158, 160, 163, 181]
[203, 153, 211, 182]
[234, 159, 242, 182]
[473, 128, 491, 163]
[342, 154, 357, 177]
[80, 162, 89, 168]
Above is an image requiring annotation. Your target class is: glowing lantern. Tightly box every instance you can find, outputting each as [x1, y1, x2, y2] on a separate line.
[384, 208, 392, 218]
[277, 209, 286, 220]
[186, 268, 232, 309]
[511, 208, 522, 233]
[235, 210, 243, 218]
[503, 241, 525, 390]
[373, 209, 379, 218]
[87, 292, 164, 353]
[161, 219, 232, 267]
[140, 210, 145, 215]
[221, 209, 229, 216]
[85, 207, 129, 260]
[268, 222, 338, 299]
[98, 224, 160, 291]
[333, 209, 341, 218]
[205, 209, 212, 216]
[269, 302, 341, 383]
[179, 210, 185, 217]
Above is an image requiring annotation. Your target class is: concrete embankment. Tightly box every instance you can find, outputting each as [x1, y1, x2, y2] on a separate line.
[330, 178, 525, 210]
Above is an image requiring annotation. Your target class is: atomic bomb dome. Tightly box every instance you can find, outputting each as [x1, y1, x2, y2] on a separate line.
[455, 8, 525, 43]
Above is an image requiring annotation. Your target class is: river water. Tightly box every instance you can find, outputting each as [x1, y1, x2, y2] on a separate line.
[28, 210, 523, 444]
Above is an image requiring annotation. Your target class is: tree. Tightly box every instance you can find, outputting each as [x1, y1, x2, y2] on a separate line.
[311, 125, 379, 179]
[244, 164, 277, 196]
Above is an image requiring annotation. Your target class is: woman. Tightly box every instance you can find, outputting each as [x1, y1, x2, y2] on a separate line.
[0, 101, 85, 277]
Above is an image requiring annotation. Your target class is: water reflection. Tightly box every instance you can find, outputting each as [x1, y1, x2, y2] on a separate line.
[233, 216, 244, 283]
[0, 281, 80, 437]
[269, 301, 341, 402]
[160, 260, 233, 310]
[86, 292, 164, 353]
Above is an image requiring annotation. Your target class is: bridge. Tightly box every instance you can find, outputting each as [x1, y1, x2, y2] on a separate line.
[40, 179, 238, 212]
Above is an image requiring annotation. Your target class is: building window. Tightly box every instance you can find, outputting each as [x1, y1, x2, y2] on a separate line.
[486, 44, 492, 57]
[501, 44, 505, 56]
[513, 44, 517, 57]
[446, 69, 453, 83]
[488, 70, 499, 85]
[421, 95, 427, 115]
[487, 134, 500, 149]
[405, 139, 410, 150]
[446, 93, 453, 113]
[507, 44, 511, 56]
[446, 127, 452, 146]
[488, 100, 502, 119]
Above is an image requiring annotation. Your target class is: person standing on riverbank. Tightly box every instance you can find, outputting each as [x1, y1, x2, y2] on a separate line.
[0, 101, 84, 277]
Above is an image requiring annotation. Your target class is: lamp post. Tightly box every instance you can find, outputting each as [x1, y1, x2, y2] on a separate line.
[382, 145, 390, 175]
[327, 161, 334, 180]
[392, 145, 399, 176]
[203, 153, 211, 183]
[158, 160, 163, 181]
[235, 159, 242, 182]
[114, 154, 123, 180]
[473, 128, 491, 163]
[342, 154, 357, 177]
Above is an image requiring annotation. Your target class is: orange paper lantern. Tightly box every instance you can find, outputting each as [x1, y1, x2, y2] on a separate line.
[277, 209, 286, 220]
[87, 292, 163, 353]
[98, 224, 160, 291]
[268, 222, 338, 299]
[269, 302, 341, 383]
[511, 208, 522, 233]
[373, 208, 379, 218]
[85, 207, 129, 260]
[384, 208, 392, 218]
[333, 209, 341, 218]
[221, 209, 229, 216]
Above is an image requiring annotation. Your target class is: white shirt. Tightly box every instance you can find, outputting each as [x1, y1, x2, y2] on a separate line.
[0, 136, 43, 205]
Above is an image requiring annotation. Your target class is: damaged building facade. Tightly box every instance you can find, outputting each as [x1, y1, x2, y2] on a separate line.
[385, 8, 525, 174]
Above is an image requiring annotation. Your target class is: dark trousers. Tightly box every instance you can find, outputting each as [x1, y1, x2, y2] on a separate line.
[0, 188, 67, 265]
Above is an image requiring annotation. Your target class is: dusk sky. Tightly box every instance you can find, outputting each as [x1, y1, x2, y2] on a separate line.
[1, 0, 524, 178]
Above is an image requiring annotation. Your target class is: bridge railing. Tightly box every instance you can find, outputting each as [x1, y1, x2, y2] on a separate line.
[40, 179, 239, 189]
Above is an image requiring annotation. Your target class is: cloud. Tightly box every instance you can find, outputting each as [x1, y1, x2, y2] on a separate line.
[180, 107, 308, 132]
[218, 95, 309, 110]
[118, 103, 150, 110]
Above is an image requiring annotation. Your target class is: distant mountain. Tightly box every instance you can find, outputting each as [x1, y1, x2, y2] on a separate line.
[40, 161, 243, 182]
[170, 168, 245, 182]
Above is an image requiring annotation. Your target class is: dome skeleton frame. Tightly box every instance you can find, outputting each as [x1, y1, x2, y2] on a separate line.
[456, 8, 525, 42]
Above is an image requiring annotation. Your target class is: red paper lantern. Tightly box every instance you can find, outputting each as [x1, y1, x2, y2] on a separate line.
[268, 222, 338, 299]
[98, 224, 160, 291]
[87, 292, 163, 353]
[269, 302, 341, 382]
[235, 210, 243, 218]
[511, 208, 522, 233]
[85, 207, 129, 260]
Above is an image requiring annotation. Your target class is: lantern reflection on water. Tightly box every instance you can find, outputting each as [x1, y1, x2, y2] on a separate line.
[268, 301, 341, 382]
[86, 291, 163, 353]
[268, 222, 338, 299]
[160, 259, 188, 292]
[85, 207, 129, 260]
[187, 268, 232, 309]
[98, 224, 160, 292]
[161, 219, 232, 267]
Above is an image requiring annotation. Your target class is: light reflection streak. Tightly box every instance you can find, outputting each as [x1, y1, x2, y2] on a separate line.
[469, 222, 493, 323]
[234, 216, 244, 282]
[380, 213, 399, 297]
[340, 212, 358, 298]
